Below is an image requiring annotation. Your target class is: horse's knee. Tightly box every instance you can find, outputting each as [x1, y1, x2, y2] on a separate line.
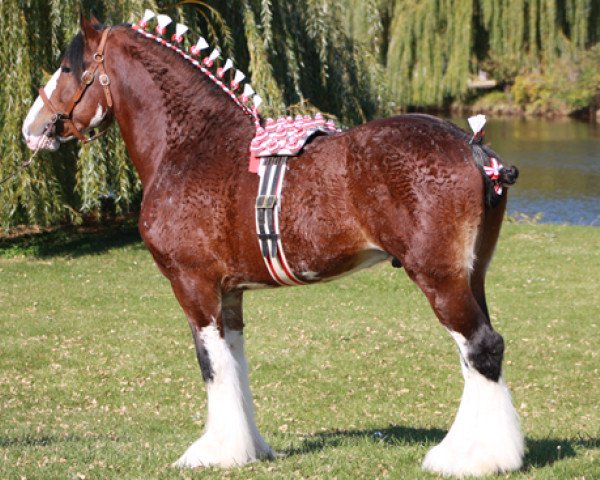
[467, 324, 504, 381]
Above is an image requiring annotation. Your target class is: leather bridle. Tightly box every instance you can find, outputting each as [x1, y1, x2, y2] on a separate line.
[38, 28, 113, 144]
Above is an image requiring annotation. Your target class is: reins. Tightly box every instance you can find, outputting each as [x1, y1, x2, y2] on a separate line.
[0, 134, 46, 186]
[38, 27, 113, 144]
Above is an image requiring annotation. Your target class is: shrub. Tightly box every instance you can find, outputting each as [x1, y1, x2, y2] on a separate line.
[512, 45, 600, 116]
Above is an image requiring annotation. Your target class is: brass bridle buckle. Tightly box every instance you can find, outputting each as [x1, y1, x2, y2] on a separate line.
[99, 74, 110, 86]
[81, 70, 94, 85]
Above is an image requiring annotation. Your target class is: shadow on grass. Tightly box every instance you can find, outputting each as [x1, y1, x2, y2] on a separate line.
[284, 425, 446, 456]
[285, 426, 599, 471]
[0, 220, 143, 259]
[0, 433, 124, 448]
[524, 435, 599, 469]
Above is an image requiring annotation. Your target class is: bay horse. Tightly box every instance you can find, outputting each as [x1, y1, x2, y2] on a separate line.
[22, 15, 524, 477]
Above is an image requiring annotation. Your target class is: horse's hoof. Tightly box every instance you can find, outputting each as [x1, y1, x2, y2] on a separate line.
[422, 436, 524, 477]
[173, 434, 275, 469]
[422, 442, 523, 477]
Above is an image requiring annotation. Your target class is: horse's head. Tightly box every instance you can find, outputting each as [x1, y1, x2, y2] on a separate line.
[22, 15, 114, 151]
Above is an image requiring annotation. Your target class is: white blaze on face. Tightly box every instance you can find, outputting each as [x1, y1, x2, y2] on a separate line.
[22, 69, 61, 137]
[22, 68, 62, 151]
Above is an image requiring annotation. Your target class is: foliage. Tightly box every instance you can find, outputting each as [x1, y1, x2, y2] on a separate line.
[512, 44, 600, 115]
[506, 211, 544, 224]
[344, 0, 599, 107]
[0, 2, 64, 227]
[0, 223, 599, 477]
[468, 90, 517, 116]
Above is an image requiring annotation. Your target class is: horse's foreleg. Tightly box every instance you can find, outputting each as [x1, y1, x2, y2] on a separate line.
[170, 284, 273, 468]
[413, 273, 524, 477]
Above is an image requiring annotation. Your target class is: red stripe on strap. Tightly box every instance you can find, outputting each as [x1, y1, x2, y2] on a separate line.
[276, 249, 304, 285]
[265, 256, 286, 286]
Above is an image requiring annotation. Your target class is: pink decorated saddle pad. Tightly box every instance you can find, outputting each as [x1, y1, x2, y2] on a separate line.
[248, 113, 339, 172]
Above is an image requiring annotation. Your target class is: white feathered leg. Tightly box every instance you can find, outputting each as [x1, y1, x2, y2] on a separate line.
[174, 325, 273, 468]
[422, 332, 524, 477]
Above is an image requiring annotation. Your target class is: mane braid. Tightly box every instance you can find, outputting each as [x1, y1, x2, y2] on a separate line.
[131, 24, 260, 127]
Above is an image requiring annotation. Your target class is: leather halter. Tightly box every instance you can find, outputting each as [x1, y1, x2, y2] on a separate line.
[38, 28, 113, 144]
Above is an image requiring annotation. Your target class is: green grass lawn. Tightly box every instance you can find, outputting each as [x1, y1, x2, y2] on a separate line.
[1, 222, 598, 479]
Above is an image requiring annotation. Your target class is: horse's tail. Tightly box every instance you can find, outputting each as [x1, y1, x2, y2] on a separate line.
[462, 115, 519, 208]
[499, 164, 519, 186]
[471, 142, 519, 208]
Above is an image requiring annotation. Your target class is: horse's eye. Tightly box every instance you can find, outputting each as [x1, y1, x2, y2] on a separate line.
[61, 66, 71, 73]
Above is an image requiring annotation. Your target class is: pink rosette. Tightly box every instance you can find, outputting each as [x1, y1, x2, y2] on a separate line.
[314, 113, 325, 126]
[265, 118, 276, 132]
[274, 126, 287, 140]
[265, 138, 279, 152]
[287, 135, 301, 150]
[254, 127, 268, 142]
[250, 138, 263, 154]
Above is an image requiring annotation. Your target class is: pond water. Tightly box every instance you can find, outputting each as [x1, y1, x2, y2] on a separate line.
[449, 116, 600, 226]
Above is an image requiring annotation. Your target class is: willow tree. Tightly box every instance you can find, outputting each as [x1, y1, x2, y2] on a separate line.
[0, 0, 384, 228]
[344, 0, 599, 107]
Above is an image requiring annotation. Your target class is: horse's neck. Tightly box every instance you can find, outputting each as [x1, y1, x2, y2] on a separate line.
[109, 29, 254, 187]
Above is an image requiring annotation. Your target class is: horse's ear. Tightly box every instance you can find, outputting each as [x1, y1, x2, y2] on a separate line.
[80, 13, 100, 43]
[90, 12, 101, 26]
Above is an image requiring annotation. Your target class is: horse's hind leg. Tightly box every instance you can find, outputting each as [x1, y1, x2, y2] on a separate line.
[470, 195, 508, 320]
[170, 284, 273, 468]
[403, 227, 523, 476]
[414, 273, 524, 476]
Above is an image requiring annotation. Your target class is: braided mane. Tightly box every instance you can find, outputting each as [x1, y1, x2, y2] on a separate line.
[130, 14, 260, 127]
[121, 11, 338, 171]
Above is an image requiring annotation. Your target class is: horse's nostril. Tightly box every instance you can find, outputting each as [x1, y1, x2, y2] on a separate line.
[44, 121, 58, 137]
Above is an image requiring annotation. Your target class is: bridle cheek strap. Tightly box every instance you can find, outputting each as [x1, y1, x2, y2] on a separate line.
[38, 28, 113, 144]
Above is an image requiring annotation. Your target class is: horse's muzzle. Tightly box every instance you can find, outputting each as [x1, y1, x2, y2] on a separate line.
[24, 133, 60, 152]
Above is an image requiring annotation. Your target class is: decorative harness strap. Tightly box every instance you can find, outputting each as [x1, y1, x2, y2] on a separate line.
[39, 28, 113, 143]
[255, 157, 307, 286]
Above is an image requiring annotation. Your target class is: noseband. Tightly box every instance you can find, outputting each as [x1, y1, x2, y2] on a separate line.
[38, 28, 113, 144]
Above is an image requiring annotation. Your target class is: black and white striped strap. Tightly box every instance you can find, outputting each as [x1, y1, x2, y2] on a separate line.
[255, 157, 306, 286]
